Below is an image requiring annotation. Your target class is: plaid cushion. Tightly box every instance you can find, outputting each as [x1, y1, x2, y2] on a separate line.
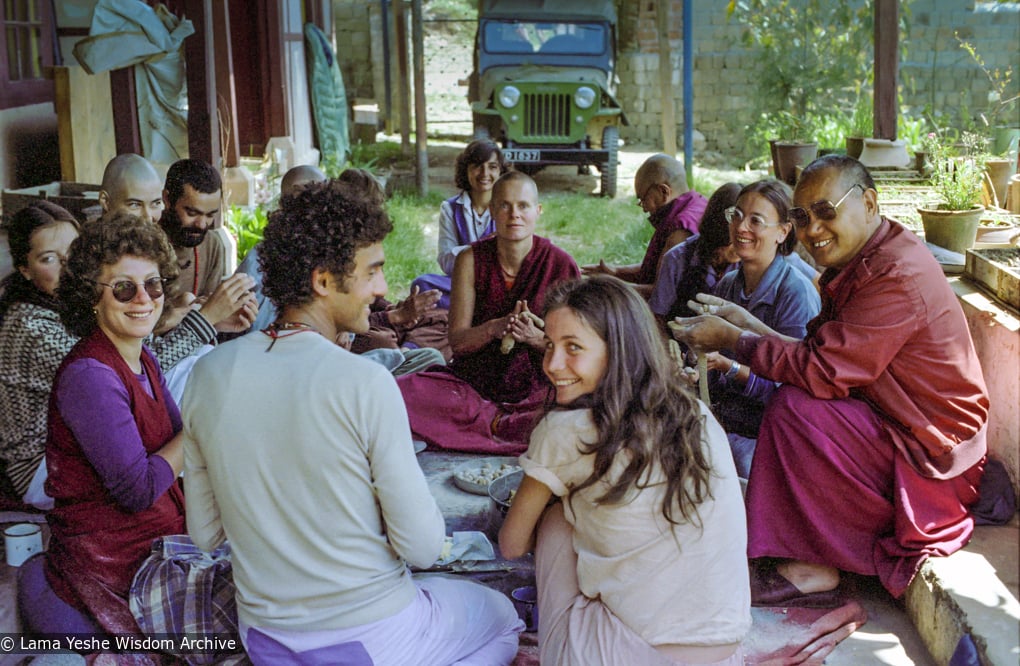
[130, 534, 243, 665]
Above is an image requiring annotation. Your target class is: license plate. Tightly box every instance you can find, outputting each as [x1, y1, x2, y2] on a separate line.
[503, 149, 540, 162]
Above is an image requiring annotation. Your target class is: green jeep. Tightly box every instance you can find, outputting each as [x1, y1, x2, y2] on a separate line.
[470, 0, 627, 197]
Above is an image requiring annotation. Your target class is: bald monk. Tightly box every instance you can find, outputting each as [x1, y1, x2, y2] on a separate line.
[98, 153, 166, 223]
[280, 164, 327, 195]
[582, 153, 707, 297]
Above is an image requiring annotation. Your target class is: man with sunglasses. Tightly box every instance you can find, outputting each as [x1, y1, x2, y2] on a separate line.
[673, 154, 988, 608]
[582, 153, 706, 297]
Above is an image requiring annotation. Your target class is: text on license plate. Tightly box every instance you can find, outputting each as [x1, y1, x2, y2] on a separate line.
[503, 149, 540, 162]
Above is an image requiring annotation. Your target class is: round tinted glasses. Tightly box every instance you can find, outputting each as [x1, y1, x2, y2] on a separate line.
[787, 184, 863, 229]
[93, 277, 167, 303]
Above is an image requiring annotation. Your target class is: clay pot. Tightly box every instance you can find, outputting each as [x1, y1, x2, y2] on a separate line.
[918, 205, 984, 255]
[984, 159, 1014, 209]
[858, 138, 911, 168]
[845, 136, 865, 160]
[774, 141, 818, 186]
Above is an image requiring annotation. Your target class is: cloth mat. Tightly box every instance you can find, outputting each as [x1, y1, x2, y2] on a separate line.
[509, 601, 867, 665]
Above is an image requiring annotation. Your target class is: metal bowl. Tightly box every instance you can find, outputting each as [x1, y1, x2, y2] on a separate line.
[488, 469, 524, 514]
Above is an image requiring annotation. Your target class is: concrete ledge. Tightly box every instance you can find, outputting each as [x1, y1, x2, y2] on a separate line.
[904, 517, 1020, 665]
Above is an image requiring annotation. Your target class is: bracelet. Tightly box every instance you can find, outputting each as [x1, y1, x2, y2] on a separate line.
[724, 360, 740, 380]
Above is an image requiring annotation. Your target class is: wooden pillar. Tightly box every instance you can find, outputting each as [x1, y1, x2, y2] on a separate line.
[411, 0, 427, 194]
[261, 0, 289, 140]
[873, 0, 898, 140]
[183, 0, 220, 165]
[656, 0, 677, 156]
[110, 69, 142, 155]
[394, 0, 411, 154]
[211, 2, 239, 168]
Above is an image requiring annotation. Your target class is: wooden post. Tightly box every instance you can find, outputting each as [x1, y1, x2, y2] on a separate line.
[211, 1, 239, 168]
[873, 0, 897, 140]
[261, 0, 289, 140]
[183, 0, 220, 165]
[411, 0, 428, 195]
[393, 0, 411, 155]
[110, 69, 142, 156]
[657, 0, 677, 156]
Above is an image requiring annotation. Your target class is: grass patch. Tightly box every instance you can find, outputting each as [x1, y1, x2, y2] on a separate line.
[380, 188, 649, 297]
[383, 190, 448, 294]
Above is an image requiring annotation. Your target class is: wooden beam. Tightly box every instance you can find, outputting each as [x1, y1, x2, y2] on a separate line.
[394, 0, 411, 154]
[873, 0, 898, 140]
[411, 0, 428, 195]
[183, 0, 220, 165]
[657, 0, 677, 156]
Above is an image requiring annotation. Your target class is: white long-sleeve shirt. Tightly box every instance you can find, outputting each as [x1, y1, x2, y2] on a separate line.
[437, 191, 495, 275]
[182, 331, 444, 632]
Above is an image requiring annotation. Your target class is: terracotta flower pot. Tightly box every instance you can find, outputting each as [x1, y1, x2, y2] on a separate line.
[845, 136, 865, 160]
[984, 159, 1013, 209]
[774, 141, 818, 186]
[918, 205, 984, 255]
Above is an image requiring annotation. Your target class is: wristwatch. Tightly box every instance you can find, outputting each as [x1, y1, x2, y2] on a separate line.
[724, 360, 740, 380]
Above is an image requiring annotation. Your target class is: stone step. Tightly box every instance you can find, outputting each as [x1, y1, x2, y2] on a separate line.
[904, 516, 1020, 665]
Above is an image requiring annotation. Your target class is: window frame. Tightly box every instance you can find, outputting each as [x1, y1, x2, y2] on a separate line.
[0, 0, 56, 110]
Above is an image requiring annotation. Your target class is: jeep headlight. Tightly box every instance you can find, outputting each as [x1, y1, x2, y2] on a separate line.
[498, 86, 521, 109]
[574, 86, 596, 109]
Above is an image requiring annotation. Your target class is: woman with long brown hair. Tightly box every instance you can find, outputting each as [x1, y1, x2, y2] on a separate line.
[499, 275, 750, 665]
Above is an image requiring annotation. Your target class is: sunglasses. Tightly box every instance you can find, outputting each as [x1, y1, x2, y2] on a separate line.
[724, 206, 783, 231]
[92, 276, 167, 303]
[787, 184, 863, 229]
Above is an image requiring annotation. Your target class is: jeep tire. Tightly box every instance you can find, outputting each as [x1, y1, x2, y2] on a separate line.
[600, 126, 619, 198]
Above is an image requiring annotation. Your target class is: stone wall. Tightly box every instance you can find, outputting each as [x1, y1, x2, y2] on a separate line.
[618, 0, 1020, 158]
[333, 0, 376, 104]
[333, 0, 1020, 160]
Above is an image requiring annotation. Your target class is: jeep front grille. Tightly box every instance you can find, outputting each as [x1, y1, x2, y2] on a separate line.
[523, 93, 571, 139]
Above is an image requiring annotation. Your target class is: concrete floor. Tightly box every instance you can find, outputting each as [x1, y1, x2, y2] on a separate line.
[417, 450, 937, 665]
[1, 452, 1011, 665]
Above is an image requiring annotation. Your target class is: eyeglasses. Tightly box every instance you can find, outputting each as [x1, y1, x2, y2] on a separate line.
[787, 184, 863, 229]
[92, 276, 167, 303]
[723, 206, 783, 231]
[637, 182, 663, 204]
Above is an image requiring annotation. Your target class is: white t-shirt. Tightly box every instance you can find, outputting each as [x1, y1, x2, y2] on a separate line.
[520, 402, 751, 647]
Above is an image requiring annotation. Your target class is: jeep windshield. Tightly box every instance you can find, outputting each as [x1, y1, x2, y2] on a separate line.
[482, 20, 607, 56]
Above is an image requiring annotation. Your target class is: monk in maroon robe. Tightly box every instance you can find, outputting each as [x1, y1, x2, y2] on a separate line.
[398, 172, 580, 454]
[672, 155, 987, 604]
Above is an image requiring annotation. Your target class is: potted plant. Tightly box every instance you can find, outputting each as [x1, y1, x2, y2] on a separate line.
[976, 209, 1020, 246]
[771, 112, 819, 187]
[917, 131, 986, 254]
[845, 85, 873, 160]
[956, 37, 1019, 157]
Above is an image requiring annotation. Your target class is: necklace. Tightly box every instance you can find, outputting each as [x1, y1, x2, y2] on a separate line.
[499, 262, 518, 279]
[262, 321, 319, 351]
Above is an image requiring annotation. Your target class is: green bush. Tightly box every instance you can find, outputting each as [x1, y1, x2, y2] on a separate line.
[727, 0, 879, 162]
[224, 205, 269, 263]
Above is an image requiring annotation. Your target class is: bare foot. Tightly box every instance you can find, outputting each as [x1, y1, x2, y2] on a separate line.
[777, 560, 840, 594]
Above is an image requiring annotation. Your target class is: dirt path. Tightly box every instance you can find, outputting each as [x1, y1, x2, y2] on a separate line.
[415, 136, 759, 201]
